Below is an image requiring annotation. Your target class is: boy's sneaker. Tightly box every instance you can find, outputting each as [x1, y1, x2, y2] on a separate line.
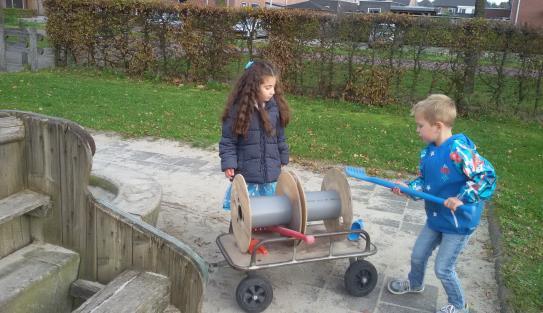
[387, 279, 425, 295]
[436, 303, 469, 313]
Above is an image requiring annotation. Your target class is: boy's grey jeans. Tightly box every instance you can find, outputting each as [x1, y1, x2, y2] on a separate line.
[408, 223, 471, 309]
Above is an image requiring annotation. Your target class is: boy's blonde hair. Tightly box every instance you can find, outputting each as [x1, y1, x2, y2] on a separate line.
[411, 94, 457, 127]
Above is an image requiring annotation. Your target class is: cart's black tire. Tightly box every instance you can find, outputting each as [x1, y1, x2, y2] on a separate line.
[344, 260, 378, 297]
[236, 275, 273, 313]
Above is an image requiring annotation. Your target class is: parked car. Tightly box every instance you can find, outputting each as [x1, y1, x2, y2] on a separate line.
[148, 12, 182, 28]
[368, 23, 396, 48]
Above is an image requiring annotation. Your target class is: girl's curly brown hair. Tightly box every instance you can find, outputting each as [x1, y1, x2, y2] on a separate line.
[221, 60, 290, 138]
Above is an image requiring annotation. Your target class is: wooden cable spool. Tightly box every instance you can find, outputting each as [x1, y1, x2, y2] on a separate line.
[231, 172, 303, 253]
[230, 168, 352, 253]
[321, 168, 353, 233]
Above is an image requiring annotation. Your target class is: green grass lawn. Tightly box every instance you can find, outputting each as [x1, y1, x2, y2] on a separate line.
[0, 68, 542, 312]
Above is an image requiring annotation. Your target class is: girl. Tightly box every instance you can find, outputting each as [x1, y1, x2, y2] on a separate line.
[219, 60, 290, 209]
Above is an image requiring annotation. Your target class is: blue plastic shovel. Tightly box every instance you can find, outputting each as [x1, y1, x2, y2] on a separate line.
[345, 166, 461, 228]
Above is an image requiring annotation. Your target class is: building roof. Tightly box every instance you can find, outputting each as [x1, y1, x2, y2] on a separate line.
[432, 0, 475, 7]
[287, 0, 332, 10]
[391, 0, 411, 6]
[358, 0, 394, 3]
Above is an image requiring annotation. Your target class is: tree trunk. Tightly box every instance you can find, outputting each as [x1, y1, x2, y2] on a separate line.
[474, 0, 486, 17]
[534, 60, 543, 115]
[460, 1, 485, 109]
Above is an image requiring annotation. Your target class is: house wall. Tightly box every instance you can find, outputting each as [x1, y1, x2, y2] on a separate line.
[2, 0, 54, 15]
[187, 0, 219, 6]
[456, 5, 474, 14]
[511, 0, 543, 28]
[485, 8, 510, 19]
[359, 1, 392, 13]
[27, 0, 45, 15]
[2, 0, 25, 10]
[435, 6, 456, 15]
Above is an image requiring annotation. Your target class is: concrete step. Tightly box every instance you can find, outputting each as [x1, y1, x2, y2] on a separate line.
[73, 270, 170, 313]
[0, 242, 80, 313]
[0, 189, 51, 225]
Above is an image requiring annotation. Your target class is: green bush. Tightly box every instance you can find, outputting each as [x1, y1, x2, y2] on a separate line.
[44, 0, 543, 117]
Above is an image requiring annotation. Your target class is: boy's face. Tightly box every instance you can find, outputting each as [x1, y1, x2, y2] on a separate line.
[415, 114, 440, 144]
[258, 76, 276, 103]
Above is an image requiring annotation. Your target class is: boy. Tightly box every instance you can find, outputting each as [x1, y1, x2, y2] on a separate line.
[388, 94, 497, 313]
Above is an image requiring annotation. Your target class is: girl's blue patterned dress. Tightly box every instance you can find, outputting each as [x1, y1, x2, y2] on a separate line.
[223, 182, 277, 210]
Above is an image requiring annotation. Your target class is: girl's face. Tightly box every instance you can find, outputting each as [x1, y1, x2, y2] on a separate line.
[415, 114, 440, 143]
[258, 76, 276, 103]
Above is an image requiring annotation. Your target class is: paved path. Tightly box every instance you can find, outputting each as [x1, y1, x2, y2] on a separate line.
[91, 131, 500, 313]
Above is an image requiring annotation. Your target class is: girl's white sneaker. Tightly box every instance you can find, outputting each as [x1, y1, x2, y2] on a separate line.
[436, 303, 469, 313]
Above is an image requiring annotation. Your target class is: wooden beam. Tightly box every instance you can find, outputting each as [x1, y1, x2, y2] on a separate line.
[0, 189, 51, 224]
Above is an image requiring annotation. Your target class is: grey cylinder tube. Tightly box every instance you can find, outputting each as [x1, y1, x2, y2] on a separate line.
[250, 191, 341, 227]
[305, 191, 341, 220]
[251, 196, 292, 227]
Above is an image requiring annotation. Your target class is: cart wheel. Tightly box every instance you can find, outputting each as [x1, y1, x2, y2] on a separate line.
[236, 275, 273, 313]
[344, 260, 378, 297]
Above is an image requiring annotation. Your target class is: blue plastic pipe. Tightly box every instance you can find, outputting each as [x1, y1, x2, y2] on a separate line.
[345, 166, 463, 227]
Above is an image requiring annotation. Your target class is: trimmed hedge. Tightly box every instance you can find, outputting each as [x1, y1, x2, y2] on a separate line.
[44, 0, 543, 117]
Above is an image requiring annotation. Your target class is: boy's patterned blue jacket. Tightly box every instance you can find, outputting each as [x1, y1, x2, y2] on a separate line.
[408, 134, 497, 235]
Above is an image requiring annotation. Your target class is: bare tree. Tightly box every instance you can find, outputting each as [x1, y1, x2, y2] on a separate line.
[461, 0, 486, 110]
[475, 0, 486, 17]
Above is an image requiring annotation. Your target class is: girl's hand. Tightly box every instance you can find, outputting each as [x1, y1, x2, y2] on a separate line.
[444, 197, 463, 212]
[225, 168, 235, 180]
[391, 180, 407, 196]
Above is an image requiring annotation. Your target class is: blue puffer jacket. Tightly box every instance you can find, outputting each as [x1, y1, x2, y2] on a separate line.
[219, 97, 289, 184]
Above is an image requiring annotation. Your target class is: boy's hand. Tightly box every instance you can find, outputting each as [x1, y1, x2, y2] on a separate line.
[391, 181, 408, 196]
[444, 197, 463, 212]
[224, 168, 235, 180]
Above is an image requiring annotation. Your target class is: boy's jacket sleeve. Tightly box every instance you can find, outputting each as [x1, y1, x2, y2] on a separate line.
[450, 140, 497, 203]
[407, 147, 427, 200]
